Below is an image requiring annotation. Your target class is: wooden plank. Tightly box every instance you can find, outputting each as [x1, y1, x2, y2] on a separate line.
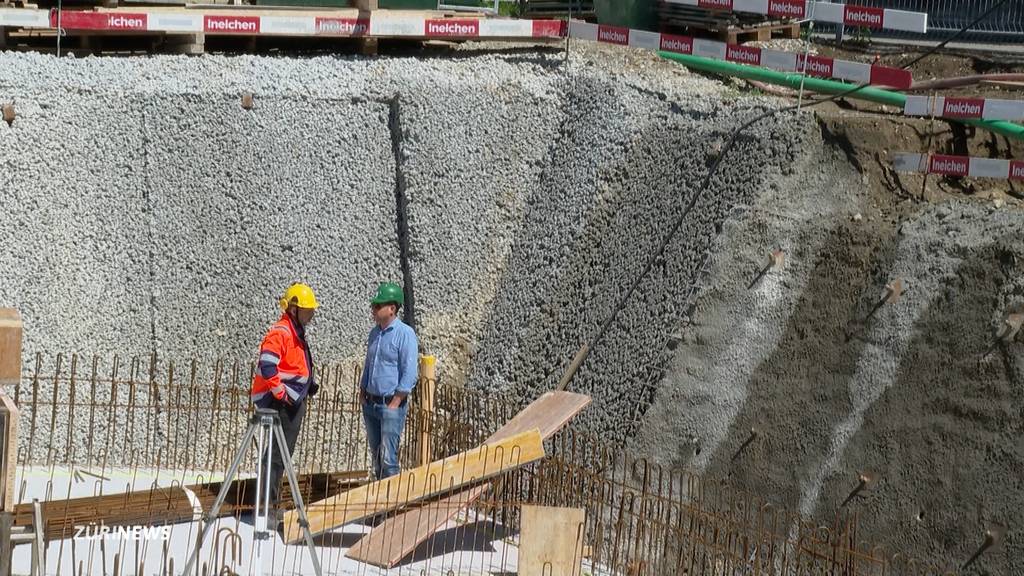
[10, 470, 367, 540]
[0, 309, 21, 514]
[0, 512, 11, 576]
[980, 80, 1024, 91]
[490, 390, 590, 440]
[519, 505, 586, 576]
[13, 487, 195, 540]
[284, 427, 546, 544]
[0, 309, 21, 388]
[30, 501, 42, 576]
[188, 470, 368, 515]
[352, 1, 378, 55]
[416, 355, 436, 467]
[345, 391, 591, 568]
[0, 396, 19, 513]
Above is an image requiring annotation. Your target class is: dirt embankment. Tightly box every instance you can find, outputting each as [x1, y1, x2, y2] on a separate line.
[632, 75, 1024, 573]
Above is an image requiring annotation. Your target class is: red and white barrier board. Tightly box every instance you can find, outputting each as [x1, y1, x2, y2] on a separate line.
[569, 21, 912, 89]
[0, 8, 566, 39]
[894, 153, 1024, 180]
[664, 0, 927, 34]
[904, 95, 1024, 122]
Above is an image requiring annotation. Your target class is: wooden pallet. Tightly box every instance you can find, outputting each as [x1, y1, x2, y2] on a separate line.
[522, 0, 594, 20]
[720, 21, 799, 43]
[658, 1, 799, 43]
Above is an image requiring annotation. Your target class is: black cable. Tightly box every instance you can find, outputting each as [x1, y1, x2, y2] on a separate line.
[556, 0, 1014, 391]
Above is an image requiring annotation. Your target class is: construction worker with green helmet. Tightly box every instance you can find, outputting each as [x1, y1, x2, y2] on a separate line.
[360, 281, 419, 479]
[250, 282, 320, 525]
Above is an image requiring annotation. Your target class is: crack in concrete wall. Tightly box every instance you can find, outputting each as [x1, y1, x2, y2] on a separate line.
[140, 111, 159, 361]
[388, 95, 417, 331]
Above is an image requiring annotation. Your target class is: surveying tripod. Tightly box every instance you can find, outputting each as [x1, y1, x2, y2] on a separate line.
[182, 408, 323, 576]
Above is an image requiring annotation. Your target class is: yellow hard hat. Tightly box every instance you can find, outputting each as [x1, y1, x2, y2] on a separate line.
[279, 283, 319, 310]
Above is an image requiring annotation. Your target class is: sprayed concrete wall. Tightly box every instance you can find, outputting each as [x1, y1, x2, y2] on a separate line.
[631, 136, 1024, 572]
[1, 78, 400, 361]
[458, 77, 808, 445]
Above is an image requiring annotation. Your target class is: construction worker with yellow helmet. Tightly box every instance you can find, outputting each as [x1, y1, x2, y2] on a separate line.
[250, 282, 320, 524]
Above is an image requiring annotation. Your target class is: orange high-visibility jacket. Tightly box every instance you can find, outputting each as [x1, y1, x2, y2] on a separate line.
[250, 313, 314, 408]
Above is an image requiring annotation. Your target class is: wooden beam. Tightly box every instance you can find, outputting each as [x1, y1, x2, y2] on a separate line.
[0, 309, 20, 389]
[416, 355, 436, 467]
[0, 309, 21, 514]
[0, 397, 18, 514]
[284, 428, 545, 544]
[980, 80, 1024, 91]
[0, 512, 11, 576]
[345, 391, 591, 568]
[10, 471, 367, 540]
[352, 1, 377, 54]
[30, 501, 43, 576]
[519, 505, 586, 576]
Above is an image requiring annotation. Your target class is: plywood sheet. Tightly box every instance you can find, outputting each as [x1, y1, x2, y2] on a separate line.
[520, 505, 586, 576]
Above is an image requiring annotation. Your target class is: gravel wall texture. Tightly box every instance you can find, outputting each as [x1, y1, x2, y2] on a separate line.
[0, 72, 400, 362]
[392, 64, 562, 384]
[0, 95, 152, 355]
[460, 77, 809, 445]
[3, 43, 799, 461]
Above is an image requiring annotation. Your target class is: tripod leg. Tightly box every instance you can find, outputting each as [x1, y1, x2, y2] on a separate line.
[253, 420, 274, 575]
[272, 422, 324, 576]
[182, 420, 260, 576]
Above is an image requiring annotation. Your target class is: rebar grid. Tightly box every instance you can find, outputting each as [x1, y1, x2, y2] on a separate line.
[4, 353, 953, 576]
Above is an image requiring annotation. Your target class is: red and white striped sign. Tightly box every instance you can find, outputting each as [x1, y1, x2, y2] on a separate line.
[569, 21, 912, 89]
[425, 18, 479, 37]
[204, 15, 260, 34]
[904, 95, 1024, 122]
[56, 11, 148, 31]
[3, 8, 566, 40]
[894, 153, 1024, 180]
[314, 17, 370, 36]
[665, 0, 927, 33]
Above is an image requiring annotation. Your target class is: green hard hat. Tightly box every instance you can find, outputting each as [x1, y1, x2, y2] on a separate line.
[371, 282, 404, 306]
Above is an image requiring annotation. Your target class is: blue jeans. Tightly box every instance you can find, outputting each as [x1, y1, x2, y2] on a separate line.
[362, 399, 408, 479]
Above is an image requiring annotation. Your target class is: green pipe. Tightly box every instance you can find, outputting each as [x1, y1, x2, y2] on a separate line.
[659, 51, 1024, 142]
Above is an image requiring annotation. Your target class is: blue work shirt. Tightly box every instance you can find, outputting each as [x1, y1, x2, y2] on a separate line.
[360, 318, 419, 397]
